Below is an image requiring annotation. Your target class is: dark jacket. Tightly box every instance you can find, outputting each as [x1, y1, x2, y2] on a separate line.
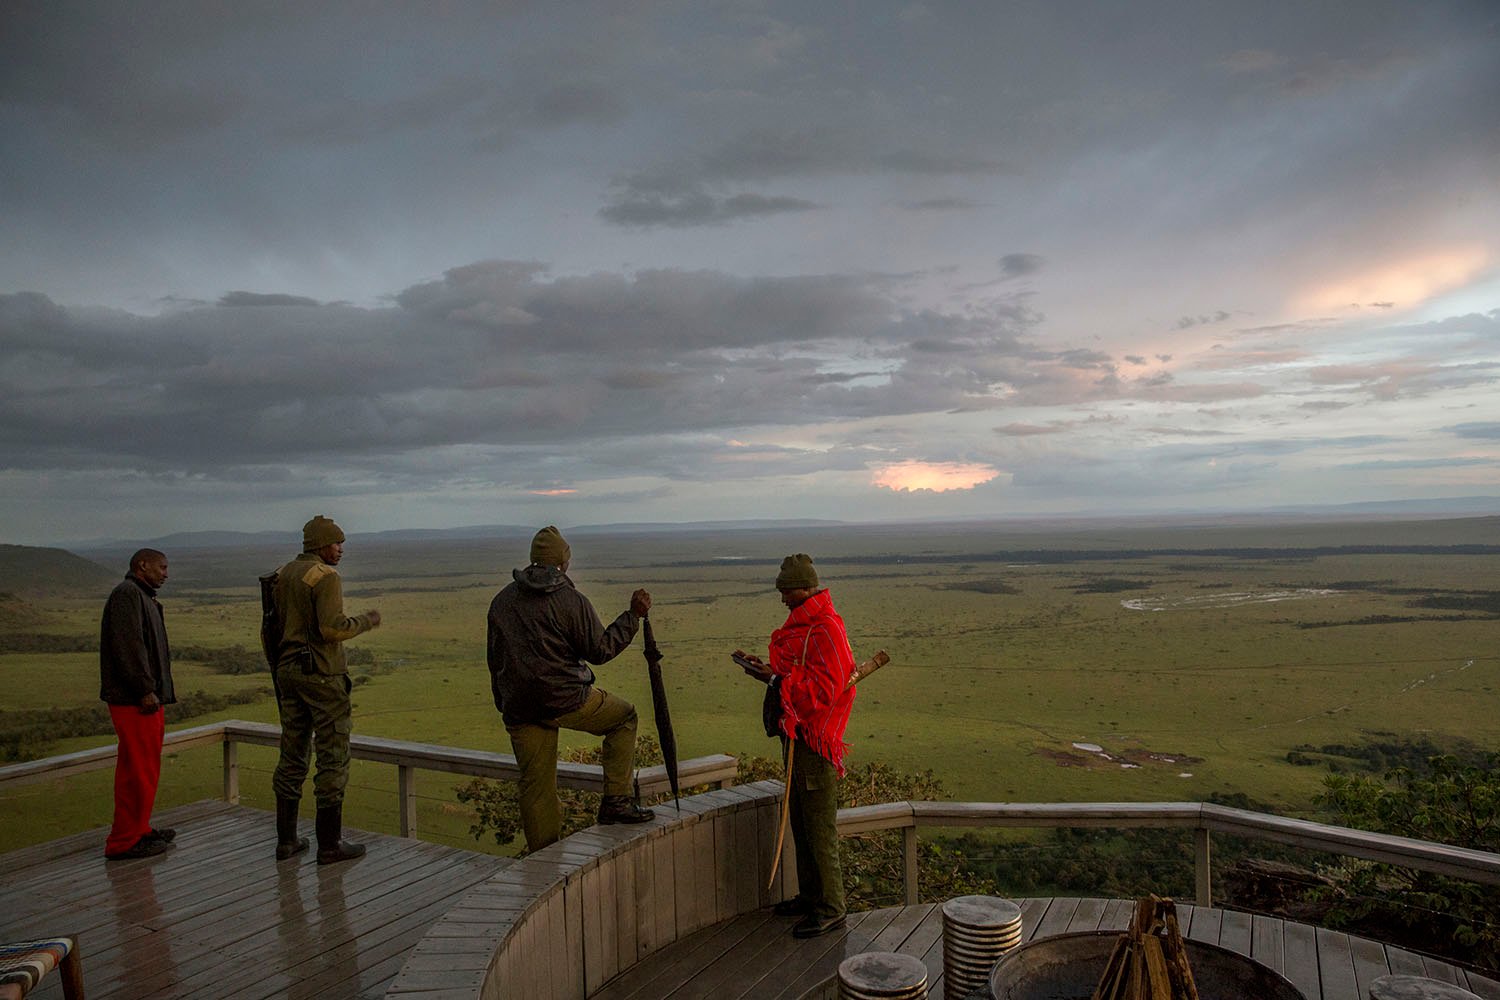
[486, 565, 639, 726]
[99, 574, 176, 706]
[272, 553, 374, 676]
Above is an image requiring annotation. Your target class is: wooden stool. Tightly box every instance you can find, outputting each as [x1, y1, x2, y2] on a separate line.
[838, 951, 929, 999]
[943, 895, 1022, 999]
[1369, 974, 1481, 1000]
[0, 936, 84, 1000]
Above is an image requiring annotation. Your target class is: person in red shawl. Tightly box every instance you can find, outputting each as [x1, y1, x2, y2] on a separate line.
[734, 553, 856, 938]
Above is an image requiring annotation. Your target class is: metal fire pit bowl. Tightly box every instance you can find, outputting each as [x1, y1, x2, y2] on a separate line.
[989, 931, 1309, 1000]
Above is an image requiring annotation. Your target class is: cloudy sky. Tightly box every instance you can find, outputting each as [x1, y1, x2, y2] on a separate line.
[2, 1, 1498, 544]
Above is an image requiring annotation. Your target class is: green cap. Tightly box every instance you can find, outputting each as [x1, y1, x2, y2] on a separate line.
[775, 553, 818, 591]
[530, 525, 571, 567]
[302, 515, 345, 552]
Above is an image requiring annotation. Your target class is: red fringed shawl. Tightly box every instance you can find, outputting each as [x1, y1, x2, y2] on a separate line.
[768, 588, 857, 776]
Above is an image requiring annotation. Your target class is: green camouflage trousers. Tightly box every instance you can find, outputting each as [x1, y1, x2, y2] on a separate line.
[788, 737, 845, 921]
[272, 667, 353, 808]
[506, 687, 639, 852]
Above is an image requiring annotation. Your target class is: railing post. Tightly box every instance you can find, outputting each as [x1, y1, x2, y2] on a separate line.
[1194, 826, 1211, 906]
[903, 825, 919, 905]
[399, 765, 417, 837]
[223, 737, 239, 804]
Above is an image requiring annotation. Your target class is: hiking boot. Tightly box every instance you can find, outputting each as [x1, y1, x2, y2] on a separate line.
[105, 836, 170, 861]
[792, 913, 847, 938]
[315, 804, 366, 865]
[597, 795, 655, 825]
[773, 897, 812, 917]
[275, 797, 309, 861]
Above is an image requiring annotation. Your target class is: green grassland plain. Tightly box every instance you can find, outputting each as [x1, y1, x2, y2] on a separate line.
[3, 515, 1497, 856]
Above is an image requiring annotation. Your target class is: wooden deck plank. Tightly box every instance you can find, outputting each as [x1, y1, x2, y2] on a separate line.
[1219, 908, 1253, 957]
[1465, 970, 1500, 1000]
[1348, 932, 1390, 1000]
[1280, 918, 1322, 1000]
[1420, 955, 1466, 985]
[1186, 904, 1224, 945]
[1067, 897, 1110, 932]
[1251, 912, 1287, 976]
[1385, 946, 1429, 976]
[0, 801, 504, 1000]
[766, 908, 900, 1000]
[1315, 926, 1362, 1000]
[1099, 897, 1134, 931]
[590, 912, 774, 1000]
[1018, 897, 1051, 942]
[1032, 896, 1082, 939]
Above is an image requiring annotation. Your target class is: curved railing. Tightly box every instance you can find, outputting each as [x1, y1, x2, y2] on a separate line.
[836, 800, 1500, 907]
[385, 793, 1500, 997]
[7, 727, 1499, 998]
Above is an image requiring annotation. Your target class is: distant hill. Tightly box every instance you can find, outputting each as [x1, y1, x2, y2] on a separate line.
[0, 545, 117, 598]
[0, 592, 44, 628]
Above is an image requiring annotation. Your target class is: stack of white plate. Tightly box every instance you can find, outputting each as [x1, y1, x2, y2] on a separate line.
[837, 951, 929, 999]
[942, 895, 1022, 998]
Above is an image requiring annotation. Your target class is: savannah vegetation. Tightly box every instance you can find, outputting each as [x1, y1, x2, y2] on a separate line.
[2, 516, 1498, 958]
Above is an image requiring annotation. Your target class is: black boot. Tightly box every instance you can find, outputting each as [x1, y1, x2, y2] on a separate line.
[275, 798, 308, 860]
[597, 795, 655, 825]
[315, 804, 366, 865]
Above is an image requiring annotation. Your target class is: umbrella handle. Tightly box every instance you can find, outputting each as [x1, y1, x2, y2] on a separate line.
[767, 739, 795, 890]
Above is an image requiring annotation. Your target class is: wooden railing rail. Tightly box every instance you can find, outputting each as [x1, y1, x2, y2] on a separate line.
[0, 719, 739, 838]
[836, 800, 1500, 907]
[9, 730, 1498, 908]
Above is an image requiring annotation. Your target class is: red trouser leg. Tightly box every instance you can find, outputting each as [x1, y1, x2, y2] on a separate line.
[106, 704, 165, 855]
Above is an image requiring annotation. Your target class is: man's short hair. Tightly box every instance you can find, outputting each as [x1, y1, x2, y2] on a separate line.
[130, 548, 167, 572]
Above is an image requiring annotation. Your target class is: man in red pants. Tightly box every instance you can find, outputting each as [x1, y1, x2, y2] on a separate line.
[99, 548, 177, 860]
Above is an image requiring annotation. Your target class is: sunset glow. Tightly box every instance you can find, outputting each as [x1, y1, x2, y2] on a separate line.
[529, 488, 577, 496]
[871, 461, 1000, 493]
[1294, 247, 1489, 313]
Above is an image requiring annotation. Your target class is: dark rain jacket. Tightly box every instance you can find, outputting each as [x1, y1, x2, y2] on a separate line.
[486, 565, 639, 726]
[99, 574, 177, 706]
[272, 553, 375, 676]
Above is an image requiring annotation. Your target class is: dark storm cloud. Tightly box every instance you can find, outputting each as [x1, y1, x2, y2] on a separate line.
[600, 125, 1012, 228]
[1448, 422, 1500, 440]
[220, 291, 323, 308]
[4, 261, 1281, 489]
[1176, 310, 1231, 330]
[599, 189, 820, 227]
[999, 254, 1045, 279]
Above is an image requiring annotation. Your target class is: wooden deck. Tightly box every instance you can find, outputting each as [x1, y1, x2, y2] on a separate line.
[5, 796, 1500, 1000]
[0, 800, 508, 999]
[591, 896, 1500, 1000]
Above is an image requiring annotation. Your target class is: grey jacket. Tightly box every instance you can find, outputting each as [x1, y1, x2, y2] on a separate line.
[486, 565, 639, 726]
[99, 574, 176, 706]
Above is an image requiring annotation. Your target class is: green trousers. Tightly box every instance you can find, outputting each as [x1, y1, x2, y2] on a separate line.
[787, 736, 845, 920]
[272, 667, 353, 808]
[506, 687, 639, 852]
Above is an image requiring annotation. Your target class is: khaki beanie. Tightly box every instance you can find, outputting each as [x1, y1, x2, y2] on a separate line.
[302, 515, 345, 552]
[775, 553, 819, 591]
[530, 525, 571, 567]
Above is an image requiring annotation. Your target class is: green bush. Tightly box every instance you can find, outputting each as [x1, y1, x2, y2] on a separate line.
[1313, 754, 1500, 968]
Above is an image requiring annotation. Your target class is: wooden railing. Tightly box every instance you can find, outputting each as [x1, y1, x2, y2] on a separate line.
[0, 719, 739, 838]
[837, 800, 1500, 907]
[7, 725, 1498, 907]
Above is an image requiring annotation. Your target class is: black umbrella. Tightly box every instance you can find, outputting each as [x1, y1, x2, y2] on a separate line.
[641, 616, 680, 811]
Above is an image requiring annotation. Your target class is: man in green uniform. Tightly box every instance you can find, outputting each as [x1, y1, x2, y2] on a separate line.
[487, 525, 655, 852]
[270, 515, 381, 864]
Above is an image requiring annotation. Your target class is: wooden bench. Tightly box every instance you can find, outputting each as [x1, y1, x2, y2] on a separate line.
[0, 936, 84, 1000]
